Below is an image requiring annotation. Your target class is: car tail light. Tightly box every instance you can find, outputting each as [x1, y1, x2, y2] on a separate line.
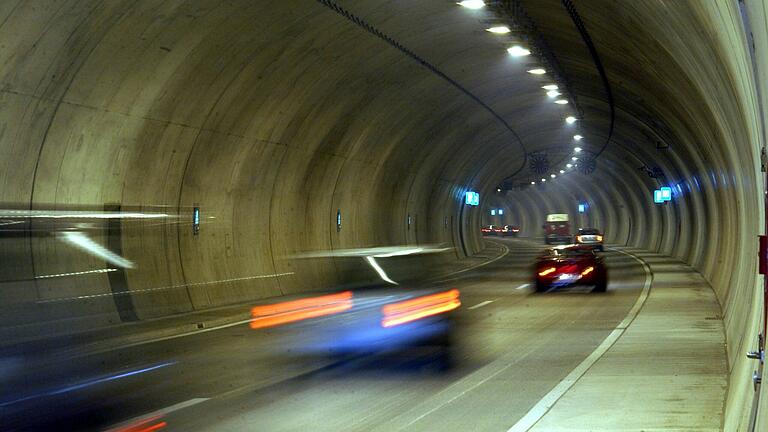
[576, 235, 583, 242]
[538, 267, 556, 276]
[512, 228, 519, 232]
[381, 289, 460, 328]
[581, 266, 594, 276]
[250, 291, 353, 329]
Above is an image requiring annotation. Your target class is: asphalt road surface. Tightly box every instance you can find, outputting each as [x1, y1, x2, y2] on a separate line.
[1, 238, 646, 432]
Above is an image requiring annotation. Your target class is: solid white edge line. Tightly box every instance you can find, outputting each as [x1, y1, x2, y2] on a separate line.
[506, 247, 653, 432]
[105, 397, 210, 431]
[468, 300, 494, 310]
[515, 283, 530, 290]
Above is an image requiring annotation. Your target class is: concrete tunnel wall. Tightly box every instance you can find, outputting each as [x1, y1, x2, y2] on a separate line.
[0, 0, 767, 429]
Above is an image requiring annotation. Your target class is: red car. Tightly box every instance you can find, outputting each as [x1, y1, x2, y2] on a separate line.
[534, 245, 607, 292]
[481, 225, 496, 235]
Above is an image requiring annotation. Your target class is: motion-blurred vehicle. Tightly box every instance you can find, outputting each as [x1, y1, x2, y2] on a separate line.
[534, 245, 607, 292]
[500, 225, 520, 237]
[250, 286, 460, 366]
[575, 228, 604, 251]
[481, 225, 495, 235]
[543, 213, 572, 244]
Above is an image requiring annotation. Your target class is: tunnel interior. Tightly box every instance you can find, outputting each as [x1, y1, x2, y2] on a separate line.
[0, 0, 766, 430]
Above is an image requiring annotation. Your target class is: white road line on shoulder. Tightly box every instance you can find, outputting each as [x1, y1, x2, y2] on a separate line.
[468, 300, 494, 310]
[515, 283, 530, 290]
[506, 247, 653, 432]
[106, 397, 210, 431]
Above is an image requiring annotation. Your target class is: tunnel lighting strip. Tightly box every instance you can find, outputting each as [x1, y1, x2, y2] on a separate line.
[561, 0, 614, 157]
[315, 0, 528, 177]
[36, 272, 295, 303]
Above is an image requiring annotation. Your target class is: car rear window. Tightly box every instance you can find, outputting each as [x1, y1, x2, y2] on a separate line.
[552, 248, 593, 257]
[579, 228, 600, 235]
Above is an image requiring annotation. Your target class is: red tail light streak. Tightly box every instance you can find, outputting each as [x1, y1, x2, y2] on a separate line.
[250, 291, 353, 329]
[381, 289, 461, 328]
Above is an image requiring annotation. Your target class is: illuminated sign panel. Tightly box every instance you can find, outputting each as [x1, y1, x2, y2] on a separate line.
[490, 210, 496, 216]
[578, 204, 586, 213]
[193, 206, 200, 235]
[465, 191, 480, 206]
[498, 209, 503, 215]
[654, 187, 673, 204]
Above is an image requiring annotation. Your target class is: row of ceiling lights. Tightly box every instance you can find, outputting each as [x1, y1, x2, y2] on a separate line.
[457, 1, 584, 188]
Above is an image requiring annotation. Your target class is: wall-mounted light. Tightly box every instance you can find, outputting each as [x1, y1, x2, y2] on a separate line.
[566, 163, 573, 168]
[543, 84, 558, 90]
[572, 156, 578, 161]
[574, 135, 583, 141]
[559, 170, 565, 174]
[531, 181, 536, 185]
[554, 99, 568, 104]
[527, 68, 546, 75]
[574, 147, 582, 152]
[337, 209, 342, 232]
[565, 116, 577, 124]
[550, 174, 556, 178]
[546, 90, 561, 98]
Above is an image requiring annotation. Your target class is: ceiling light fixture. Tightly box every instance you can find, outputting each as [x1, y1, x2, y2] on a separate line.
[527, 68, 546, 75]
[565, 116, 577, 124]
[574, 147, 582, 152]
[560, 170, 565, 174]
[572, 157, 578, 161]
[574, 135, 583, 141]
[554, 99, 569, 104]
[566, 163, 573, 168]
[457, 0, 485, 9]
[546, 90, 561, 98]
[507, 46, 531, 57]
[550, 174, 556, 178]
[531, 181, 536, 185]
[486, 26, 510, 34]
[542, 84, 558, 90]
[541, 178, 546, 182]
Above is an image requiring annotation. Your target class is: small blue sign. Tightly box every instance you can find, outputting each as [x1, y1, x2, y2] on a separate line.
[498, 209, 503, 215]
[465, 191, 480, 206]
[578, 204, 586, 213]
[490, 209, 496, 216]
[654, 187, 673, 204]
[660, 187, 672, 200]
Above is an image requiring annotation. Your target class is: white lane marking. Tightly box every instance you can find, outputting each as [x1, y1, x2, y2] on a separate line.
[515, 283, 530, 290]
[506, 247, 653, 432]
[468, 300, 494, 310]
[106, 397, 210, 431]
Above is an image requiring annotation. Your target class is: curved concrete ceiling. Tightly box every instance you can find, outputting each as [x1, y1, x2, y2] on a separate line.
[0, 0, 766, 429]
